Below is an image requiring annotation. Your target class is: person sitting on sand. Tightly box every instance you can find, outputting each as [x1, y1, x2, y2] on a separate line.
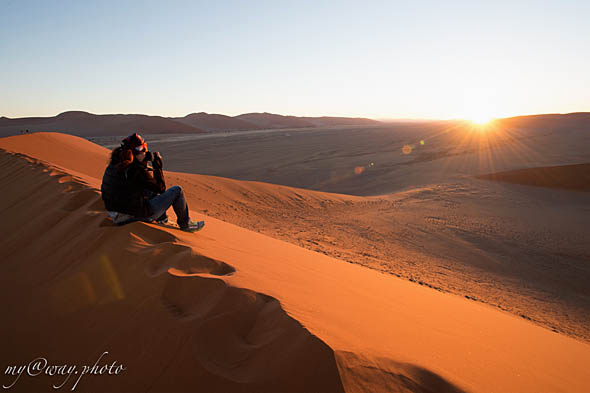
[100, 132, 205, 232]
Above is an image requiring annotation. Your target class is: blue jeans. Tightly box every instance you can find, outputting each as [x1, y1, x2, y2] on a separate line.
[144, 186, 190, 228]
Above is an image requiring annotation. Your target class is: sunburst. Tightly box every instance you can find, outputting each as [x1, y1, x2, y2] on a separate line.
[468, 113, 494, 126]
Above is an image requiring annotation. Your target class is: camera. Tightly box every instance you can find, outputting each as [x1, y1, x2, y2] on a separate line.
[144, 151, 162, 166]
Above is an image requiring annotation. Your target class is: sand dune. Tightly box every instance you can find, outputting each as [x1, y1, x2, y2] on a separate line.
[1, 132, 590, 392]
[111, 119, 590, 342]
[0, 111, 382, 138]
[234, 112, 379, 129]
[492, 112, 590, 133]
[479, 163, 590, 191]
[233, 112, 328, 129]
[3, 131, 590, 343]
[0, 111, 206, 137]
[173, 112, 265, 132]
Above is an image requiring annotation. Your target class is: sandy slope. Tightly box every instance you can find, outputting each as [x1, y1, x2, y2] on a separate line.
[135, 121, 590, 342]
[4, 131, 588, 344]
[1, 132, 590, 392]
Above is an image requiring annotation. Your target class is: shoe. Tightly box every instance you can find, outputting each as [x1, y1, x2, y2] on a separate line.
[109, 211, 136, 225]
[155, 214, 169, 224]
[180, 220, 205, 233]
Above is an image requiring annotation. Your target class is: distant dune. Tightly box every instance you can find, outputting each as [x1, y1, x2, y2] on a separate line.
[492, 112, 590, 131]
[300, 116, 383, 127]
[234, 112, 319, 128]
[5, 110, 588, 139]
[1, 132, 590, 392]
[0, 111, 382, 137]
[172, 112, 265, 131]
[175, 112, 383, 131]
[0, 111, 205, 137]
[479, 163, 590, 191]
[235, 112, 380, 129]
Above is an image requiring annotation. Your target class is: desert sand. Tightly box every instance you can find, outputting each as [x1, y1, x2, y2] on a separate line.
[94, 117, 590, 342]
[1, 131, 590, 392]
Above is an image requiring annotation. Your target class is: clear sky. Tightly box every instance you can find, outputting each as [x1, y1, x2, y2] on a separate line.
[1, 0, 589, 120]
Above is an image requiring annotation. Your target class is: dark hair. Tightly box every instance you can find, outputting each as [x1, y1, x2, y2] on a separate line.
[110, 146, 134, 171]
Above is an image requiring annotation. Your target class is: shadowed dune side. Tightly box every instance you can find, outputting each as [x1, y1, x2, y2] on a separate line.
[0, 151, 339, 392]
[335, 352, 465, 393]
[478, 163, 590, 191]
[0, 150, 466, 392]
[0, 150, 340, 392]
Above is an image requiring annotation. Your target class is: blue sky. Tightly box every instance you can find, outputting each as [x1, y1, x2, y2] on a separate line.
[1, 0, 589, 120]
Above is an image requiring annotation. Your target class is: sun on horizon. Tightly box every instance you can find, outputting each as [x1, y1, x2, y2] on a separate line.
[465, 112, 496, 127]
[470, 115, 493, 124]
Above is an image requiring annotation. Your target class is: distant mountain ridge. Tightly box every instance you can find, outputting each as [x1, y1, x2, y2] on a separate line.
[171, 112, 264, 131]
[233, 112, 381, 129]
[174, 112, 381, 131]
[0, 111, 205, 137]
[233, 112, 317, 129]
[0, 111, 382, 137]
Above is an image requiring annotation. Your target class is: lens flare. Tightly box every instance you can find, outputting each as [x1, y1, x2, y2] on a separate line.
[469, 114, 494, 126]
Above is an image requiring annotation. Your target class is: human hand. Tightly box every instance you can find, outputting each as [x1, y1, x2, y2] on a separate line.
[152, 151, 163, 168]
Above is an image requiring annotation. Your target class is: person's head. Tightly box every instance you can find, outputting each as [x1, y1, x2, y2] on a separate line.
[127, 134, 148, 161]
[123, 133, 148, 156]
[111, 132, 148, 169]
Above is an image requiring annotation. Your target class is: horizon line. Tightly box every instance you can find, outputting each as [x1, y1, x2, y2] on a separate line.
[2, 109, 589, 123]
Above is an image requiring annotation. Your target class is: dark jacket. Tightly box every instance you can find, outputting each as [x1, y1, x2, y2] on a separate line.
[101, 158, 166, 218]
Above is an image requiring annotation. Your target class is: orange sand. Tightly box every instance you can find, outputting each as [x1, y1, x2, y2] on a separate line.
[1, 132, 589, 392]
